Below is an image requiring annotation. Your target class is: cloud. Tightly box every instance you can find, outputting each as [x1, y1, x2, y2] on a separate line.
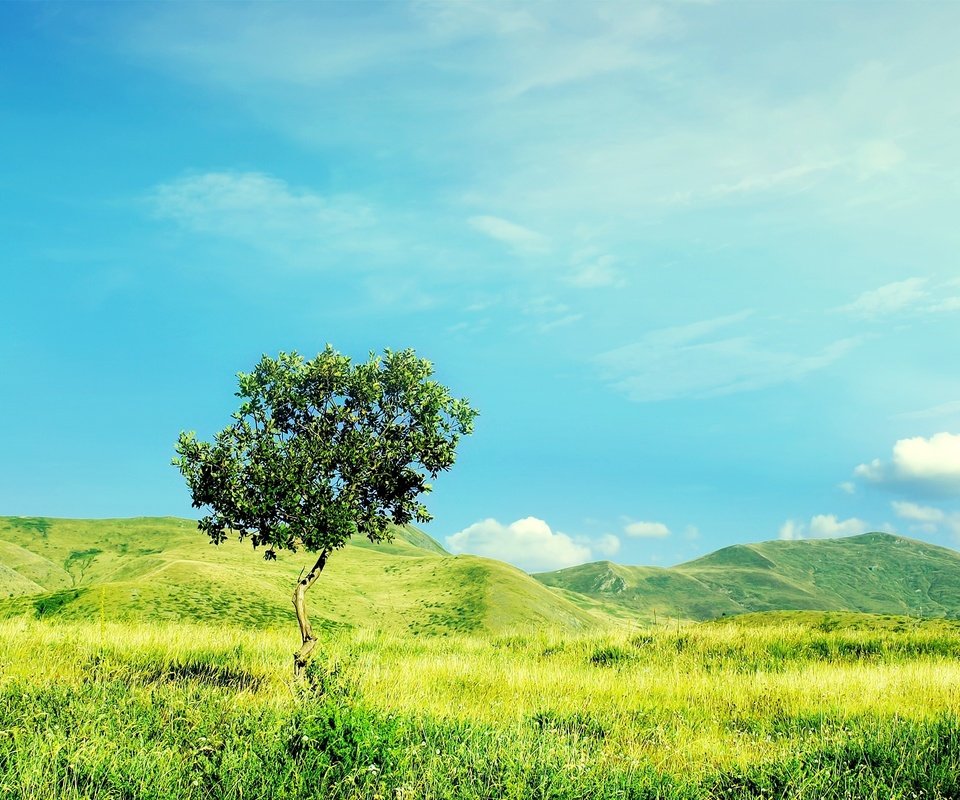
[468, 215, 550, 254]
[779, 514, 872, 541]
[518, 295, 583, 333]
[778, 520, 803, 541]
[837, 278, 929, 317]
[566, 252, 624, 288]
[445, 516, 591, 572]
[597, 312, 860, 402]
[117, 0, 960, 239]
[839, 481, 856, 494]
[854, 432, 960, 495]
[895, 401, 960, 421]
[836, 278, 960, 319]
[892, 501, 960, 540]
[891, 501, 944, 523]
[593, 533, 621, 556]
[664, 159, 840, 206]
[624, 520, 670, 538]
[856, 140, 906, 179]
[149, 171, 376, 262]
[809, 515, 872, 538]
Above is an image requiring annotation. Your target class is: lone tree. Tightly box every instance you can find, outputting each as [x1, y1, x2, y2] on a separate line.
[173, 346, 477, 676]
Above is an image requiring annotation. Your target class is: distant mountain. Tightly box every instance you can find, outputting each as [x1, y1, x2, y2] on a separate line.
[534, 533, 960, 621]
[0, 516, 604, 633]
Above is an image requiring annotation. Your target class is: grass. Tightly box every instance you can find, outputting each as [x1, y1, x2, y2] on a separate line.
[3, 518, 960, 796]
[1, 615, 959, 798]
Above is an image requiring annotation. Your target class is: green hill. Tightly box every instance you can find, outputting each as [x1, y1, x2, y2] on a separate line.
[534, 532, 960, 622]
[6, 518, 958, 631]
[0, 517, 605, 633]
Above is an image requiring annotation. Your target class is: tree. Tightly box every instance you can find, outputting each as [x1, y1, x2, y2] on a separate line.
[173, 346, 477, 676]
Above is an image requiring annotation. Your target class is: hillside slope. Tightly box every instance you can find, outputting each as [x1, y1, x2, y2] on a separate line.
[535, 533, 960, 621]
[0, 517, 605, 633]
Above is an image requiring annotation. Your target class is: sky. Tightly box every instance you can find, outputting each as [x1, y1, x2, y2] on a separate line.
[2, 1, 960, 573]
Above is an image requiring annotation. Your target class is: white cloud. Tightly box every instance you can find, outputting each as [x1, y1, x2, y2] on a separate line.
[624, 520, 670, 538]
[445, 516, 590, 572]
[516, 294, 584, 334]
[809, 514, 872, 538]
[120, 1, 960, 237]
[838, 481, 856, 494]
[837, 278, 928, 317]
[854, 432, 960, 494]
[149, 171, 376, 261]
[931, 296, 960, 313]
[837, 278, 960, 319]
[892, 501, 944, 523]
[597, 312, 860, 402]
[664, 159, 840, 206]
[468, 215, 550, 254]
[779, 514, 872, 541]
[537, 313, 583, 333]
[566, 254, 624, 288]
[892, 500, 960, 541]
[778, 520, 803, 541]
[593, 533, 621, 556]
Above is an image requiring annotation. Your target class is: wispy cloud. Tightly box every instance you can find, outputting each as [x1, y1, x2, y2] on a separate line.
[597, 312, 860, 402]
[468, 215, 549, 254]
[892, 500, 960, 540]
[565, 251, 624, 288]
[517, 295, 583, 333]
[149, 171, 377, 263]
[663, 159, 841, 206]
[836, 278, 929, 317]
[836, 277, 960, 318]
[895, 400, 960, 421]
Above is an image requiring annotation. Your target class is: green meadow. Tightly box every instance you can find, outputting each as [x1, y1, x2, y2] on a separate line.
[3, 517, 960, 798]
[2, 617, 960, 799]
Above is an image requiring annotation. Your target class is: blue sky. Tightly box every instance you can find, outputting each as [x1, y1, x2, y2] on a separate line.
[3, 1, 960, 572]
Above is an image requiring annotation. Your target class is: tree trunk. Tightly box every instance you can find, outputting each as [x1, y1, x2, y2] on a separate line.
[292, 550, 330, 678]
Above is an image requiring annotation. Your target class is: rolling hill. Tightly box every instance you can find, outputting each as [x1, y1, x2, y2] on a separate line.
[4, 518, 959, 630]
[0, 516, 605, 633]
[534, 532, 960, 621]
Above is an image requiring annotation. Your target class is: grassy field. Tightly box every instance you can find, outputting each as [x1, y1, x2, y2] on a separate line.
[2, 613, 959, 799]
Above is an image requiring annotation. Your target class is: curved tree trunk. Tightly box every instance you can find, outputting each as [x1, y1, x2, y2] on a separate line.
[292, 550, 330, 678]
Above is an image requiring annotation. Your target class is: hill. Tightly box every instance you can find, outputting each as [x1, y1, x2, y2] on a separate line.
[0, 516, 605, 633]
[6, 519, 959, 631]
[534, 532, 960, 622]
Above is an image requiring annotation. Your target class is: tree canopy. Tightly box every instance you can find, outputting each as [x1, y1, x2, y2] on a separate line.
[174, 346, 476, 558]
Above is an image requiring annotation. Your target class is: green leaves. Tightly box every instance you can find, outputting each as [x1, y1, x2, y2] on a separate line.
[174, 346, 477, 558]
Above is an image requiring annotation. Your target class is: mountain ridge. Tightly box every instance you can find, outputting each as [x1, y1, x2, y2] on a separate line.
[535, 532, 960, 621]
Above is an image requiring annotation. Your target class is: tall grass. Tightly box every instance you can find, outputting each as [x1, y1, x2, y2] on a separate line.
[1, 617, 959, 798]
